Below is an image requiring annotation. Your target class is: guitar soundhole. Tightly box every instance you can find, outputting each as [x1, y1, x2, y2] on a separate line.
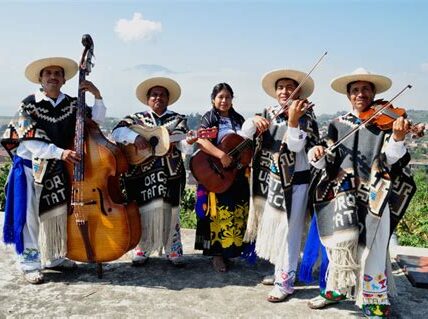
[149, 136, 159, 148]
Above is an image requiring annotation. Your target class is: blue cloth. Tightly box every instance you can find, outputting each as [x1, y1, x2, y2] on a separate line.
[241, 241, 257, 265]
[195, 184, 208, 219]
[299, 213, 329, 290]
[3, 156, 32, 254]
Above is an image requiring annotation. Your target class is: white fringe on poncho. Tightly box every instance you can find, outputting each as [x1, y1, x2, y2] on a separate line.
[137, 199, 180, 256]
[39, 205, 68, 266]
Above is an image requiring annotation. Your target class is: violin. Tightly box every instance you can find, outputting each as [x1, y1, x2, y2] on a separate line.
[359, 99, 425, 138]
[311, 85, 425, 165]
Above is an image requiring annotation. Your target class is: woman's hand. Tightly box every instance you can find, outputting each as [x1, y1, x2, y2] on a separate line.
[219, 152, 233, 168]
[185, 130, 198, 145]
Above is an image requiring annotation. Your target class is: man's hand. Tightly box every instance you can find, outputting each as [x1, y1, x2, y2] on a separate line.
[61, 150, 81, 164]
[253, 115, 270, 133]
[310, 145, 326, 162]
[288, 99, 308, 128]
[80, 80, 102, 99]
[392, 117, 411, 142]
[134, 135, 149, 150]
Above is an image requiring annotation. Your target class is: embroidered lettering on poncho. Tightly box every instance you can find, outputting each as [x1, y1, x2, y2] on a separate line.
[314, 112, 416, 247]
[114, 111, 188, 207]
[251, 106, 320, 214]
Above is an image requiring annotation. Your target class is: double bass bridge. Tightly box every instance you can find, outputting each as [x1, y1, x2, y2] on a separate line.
[71, 200, 97, 206]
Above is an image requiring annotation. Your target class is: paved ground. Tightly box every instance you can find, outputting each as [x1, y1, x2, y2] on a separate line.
[0, 215, 427, 318]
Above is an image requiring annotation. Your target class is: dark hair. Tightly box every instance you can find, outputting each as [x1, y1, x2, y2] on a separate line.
[39, 66, 65, 78]
[210, 83, 234, 100]
[346, 81, 375, 94]
[275, 78, 299, 90]
[147, 86, 170, 98]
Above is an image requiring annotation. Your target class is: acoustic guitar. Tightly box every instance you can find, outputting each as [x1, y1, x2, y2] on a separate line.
[190, 133, 253, 193]
[122, 125, 217, 165]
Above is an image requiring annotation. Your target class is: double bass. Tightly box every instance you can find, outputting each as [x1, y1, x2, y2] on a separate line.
[66, 35, 141, 277]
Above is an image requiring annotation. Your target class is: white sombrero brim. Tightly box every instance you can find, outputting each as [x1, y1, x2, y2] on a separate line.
[25, 57, 78, 83]
[331, 73, 392, 95]
[261, 69, 314, 100]
[136, 77, 181, 106]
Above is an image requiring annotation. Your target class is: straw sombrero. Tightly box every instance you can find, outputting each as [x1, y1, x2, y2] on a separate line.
[136, 77, 181, 106]
[331, 68, 392, 95]
[25, 57, 78, 83]
[261, 69, 314, 100]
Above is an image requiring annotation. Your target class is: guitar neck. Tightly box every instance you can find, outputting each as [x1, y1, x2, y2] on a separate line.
[169, 133, 187, 143]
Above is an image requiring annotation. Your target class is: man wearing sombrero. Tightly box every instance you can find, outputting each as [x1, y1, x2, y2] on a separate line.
[241, 69, 320, 302]
[112, 77, 196, 267]
[307, 68, 418, 317]
[1, 57, 106, 284]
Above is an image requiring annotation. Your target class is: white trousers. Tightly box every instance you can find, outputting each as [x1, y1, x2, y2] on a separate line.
[274, 183, 309, 294]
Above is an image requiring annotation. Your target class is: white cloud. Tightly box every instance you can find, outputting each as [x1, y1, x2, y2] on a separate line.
[114, 12, 162, 42]
[421, 63, 428, 72]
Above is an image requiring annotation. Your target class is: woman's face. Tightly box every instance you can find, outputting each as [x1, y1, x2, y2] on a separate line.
[212, 89, 233, 116]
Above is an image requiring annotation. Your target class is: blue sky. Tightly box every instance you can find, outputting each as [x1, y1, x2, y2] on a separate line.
[0, 0, 427, 118]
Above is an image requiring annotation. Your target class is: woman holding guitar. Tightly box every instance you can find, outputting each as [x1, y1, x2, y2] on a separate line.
[112, 77, 197, 267]
[193, 83, 250, 273]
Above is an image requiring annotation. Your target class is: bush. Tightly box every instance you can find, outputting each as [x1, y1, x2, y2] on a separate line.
[396, 169, 428, 248]
[0, 161, 11, 211]
[180, 187, 197, 229]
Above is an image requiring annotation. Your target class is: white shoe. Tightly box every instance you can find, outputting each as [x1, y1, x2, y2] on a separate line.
[307, 295, 339, 309]
[261, 275, 275, 285]
[23, 269, 44, 284]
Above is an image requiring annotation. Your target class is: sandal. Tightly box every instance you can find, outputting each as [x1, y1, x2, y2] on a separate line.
[212, 256, 227, 272]
[267, 285, 289, 303]
[23, 269, 44, 285]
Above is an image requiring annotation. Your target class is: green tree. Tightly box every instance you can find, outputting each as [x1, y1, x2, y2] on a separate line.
[179, 187, 197, 229]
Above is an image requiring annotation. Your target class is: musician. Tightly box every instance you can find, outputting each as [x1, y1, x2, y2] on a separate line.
[1, 57, 106, 284]
[112, 77, 196, 267]
[307, 68, 418, 318]
[193, 83, 249, 272]
[241, 69, 320, 302]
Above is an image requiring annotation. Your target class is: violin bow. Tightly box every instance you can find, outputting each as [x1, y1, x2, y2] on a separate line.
[312, 84, 412, 164]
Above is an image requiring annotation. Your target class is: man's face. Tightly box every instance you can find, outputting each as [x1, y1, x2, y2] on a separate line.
[147, 86, 169, 115]
[275, 79, 300, 106]
[347, 81, 375, 114]
[39, 66, 65, 95]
